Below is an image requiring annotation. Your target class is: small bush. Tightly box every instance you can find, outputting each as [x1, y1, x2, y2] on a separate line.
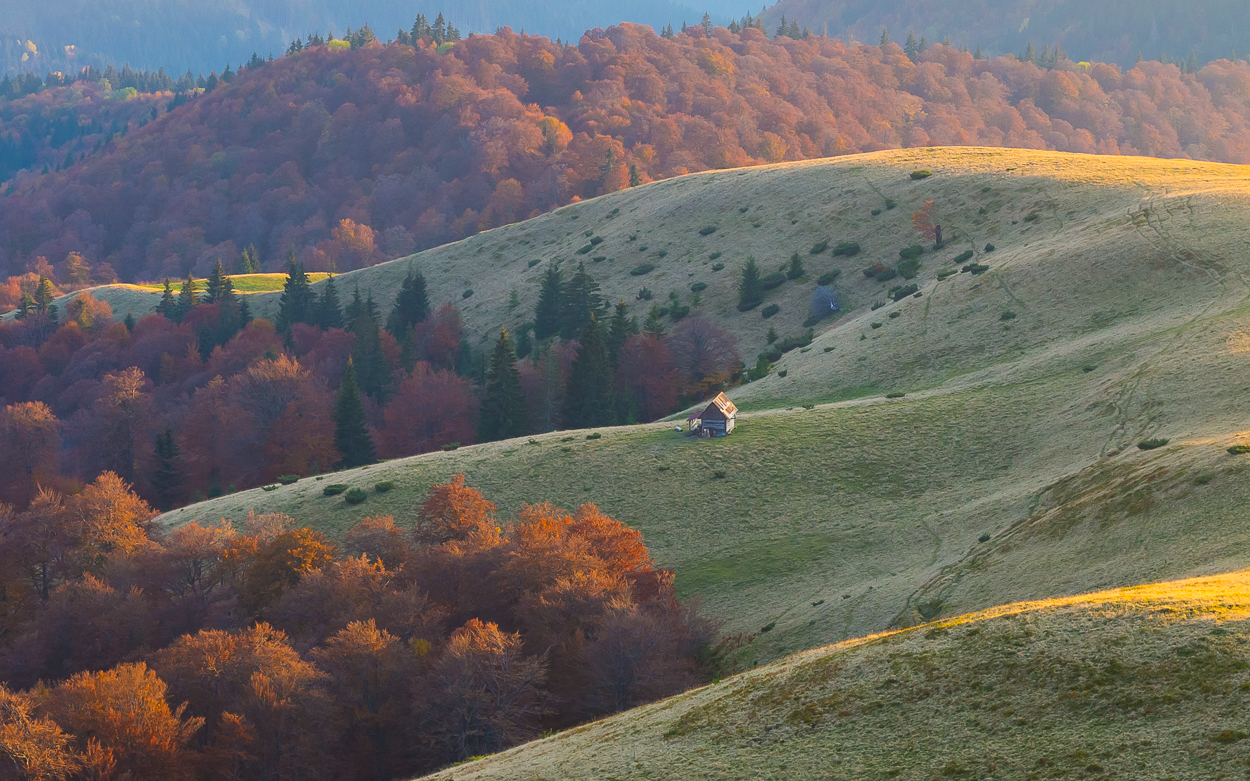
[631, 263, 656, 276]
[777, 369, 788, 377]
[817, 269, 841, 285]
[657, 465, 670, 471]
[586, 432, 602, 440]
[375, 481, 395, 493]
[824, 346, 835, 352]
[657, 249, 668, 258]
[871, 301, 885, 310]
[760, 621, 776, 632]
[760, 272, 787, 290]
[560, 446, 572, 452]
[709, 251, 722, 260]
[669, 305, 690, 321]
[592, 255, 607, 262]
[441, 442, 461, 451]
[888, 311, 900, 319]
[590, 236, 604, 245]
[985, 243, 996, 252]
[1212, 731, 1248, 744]
[713, 470, 726, 479]
[737, 298, 760, 312]
[886, 392, 905, 398]
[871, 208, 882, 216]
[898, 244, 924, 260]
[584, 229, 594, 236]
[344, 488, 367, 505]
[1001, 310, 1017, 321]
[711, 262, 725, 271]
[691, 282, 707, 292]
[462, 289, 473, 299]
[896, 258, 921, 279]
[637, 288, 653, 300]
[739, 205, 749, 213]
[871, 321, 883, 329]
[262, 485, 279, 492]
[936, 270, 956, 281]
[978, 533, 991, 543]
[777, 330, 813, 352]
[890, 284, 918, 301]
[761, 304, 780, 318]
[833, 241, 861, 257]
[560, 436, 575, 442]
[910, 170, 932, 179]
[699, 225, 718, 236]
[884, 198, 897, 210]
[1137, 438, 1169, 450]
[1024, 213, 1040, 222]
[576, 244, 593, 254]
[962, 263, 990, 275]
[1082, 364, 1097, 373]
[875, 267, 898, 282]
[809, 240, 829, 254]
[639, 245, 648, 251]
[1227, 444, 1250, 455]
[786, 253, 805, 279]
[323, 484, 349, 496]
[1194, 474, 1213, 485]
[527, 258, 542, 268]
[952, 249, 974, 264]
[278, 474, 300, 485]
[863, 263, 887, 277]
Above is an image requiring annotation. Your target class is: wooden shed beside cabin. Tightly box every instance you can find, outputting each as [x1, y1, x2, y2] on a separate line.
[687, 392, 738, 437]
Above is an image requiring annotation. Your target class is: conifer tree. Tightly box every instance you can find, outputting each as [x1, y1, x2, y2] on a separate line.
[203, 259, 234, 304]
[346, 289, 390, 401]
[737, 258, 763, 311]
[318, 276, 343, 329]
[479, 328, 529, 442]
[786, 252, 805, 280]
[333, 360, 376, 469]
[156, 278, 176, 319]
[276, 256, 314, 332]
[880, 28, 890, 47]
[905, 31, 919, 59]
[152, 429, 181, 510]
[643, 304, 667, 337]
[237, 244, 260, 274]
[606, 299, 635, 367]
[386, 269, 430, 337]
[534, 264, 563, 340]
[560, 261, 603, 339]
[123, 311, 135, 332]
[176, 273, 198, 322]
[563, 316, 615, 428]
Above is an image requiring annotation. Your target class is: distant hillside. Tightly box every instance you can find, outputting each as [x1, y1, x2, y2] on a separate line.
[1, 0, 722, 76]
[761, 0, 1250, 67]
[10, 26, 1250, 289]
[416, 569, 1250, 780]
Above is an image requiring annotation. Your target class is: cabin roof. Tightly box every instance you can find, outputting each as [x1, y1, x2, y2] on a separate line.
[689, 392, 737, 422]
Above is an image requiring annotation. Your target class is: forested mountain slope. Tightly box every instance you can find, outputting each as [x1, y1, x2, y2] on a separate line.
[8, 25, 1250, 290]
[761, 0, 1250, 67]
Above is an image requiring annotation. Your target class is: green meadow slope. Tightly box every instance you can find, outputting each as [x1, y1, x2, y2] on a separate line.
[419, 570, 1250, 780]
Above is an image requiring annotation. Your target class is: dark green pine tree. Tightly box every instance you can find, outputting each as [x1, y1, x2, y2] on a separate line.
[786, 252, 805, 280]
[386, 268, 430, 338]
[151, 429, 181, 511]
[15, 292, 34, 319]
[276, 256, 315, 332]
[643, 304, 667, 337]
[33, 276, 57, 319]
[317, 276, 343, 329]
[176, 273, 199, 322]
[332, 360, 376, 469]
[559, 261, 604, 339]
[737, 258, 763, 311]
[478, 327, 529, 442]
[236, 245, 260, 275]
[203, 259, 234, 304]
[346, 288, 391, 401]
[533, 264, 563, 340]
[156, 278, 177, 319]
[606, 299, 636, 367]
[123, 311, 135, 332]
[904, 31, 919, 59]
[563, 316, 616, 429]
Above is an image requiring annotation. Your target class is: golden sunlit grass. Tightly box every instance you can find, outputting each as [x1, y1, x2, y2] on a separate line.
[418, 570, 1250, 781]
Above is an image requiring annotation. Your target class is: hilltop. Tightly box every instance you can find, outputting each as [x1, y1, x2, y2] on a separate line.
[157, 147, 1250, 665]
[417, 569, 1250, 780]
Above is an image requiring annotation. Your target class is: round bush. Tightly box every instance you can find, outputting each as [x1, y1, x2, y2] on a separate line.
[761, 303, 780, 318]
[323, 484, 349, 496]
[691, 282, 707, 292]
[374, 481, 395, 493]
[910, 170, 933, 179]
[630, 263, 656, 276]
[817, 269, 841, 286]
[278, 474, 300, 485]
[760, 272, 786, 290]
[344, 488, 368, 505]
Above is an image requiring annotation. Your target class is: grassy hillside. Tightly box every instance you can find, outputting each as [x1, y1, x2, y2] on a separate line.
[417, 569, 1250, 780]
[157, 148, 1250, 665]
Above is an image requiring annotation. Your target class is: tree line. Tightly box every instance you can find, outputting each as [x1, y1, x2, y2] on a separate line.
[0, 472, 723, 779]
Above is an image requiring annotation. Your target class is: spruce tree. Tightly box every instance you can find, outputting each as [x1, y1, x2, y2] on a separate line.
[737, 258, 763, 311]
[563, 316, 615, 429]
[643, 304, 666, 337]
[237, 244, 260, 274]
[606, 299, 635, 367]
[905, 31, 918, 59]
[786, 252, 805, 280]
[386, 268, 430, 337]
[333, 360, 376, 469]
[479, 328, 529, 442]
[152, 429, 181, 511]
[318, 276, 343, 329]
[560, 261, 603, 339]
[156, 278, 176, 319]
[123, 311, 135, 332]
[346, 289, 390, 401]
[204, 259, 233, 304]
[534, 264, 563, 340]
[176, 273, 198, 322]
[276, 257, 314, 332]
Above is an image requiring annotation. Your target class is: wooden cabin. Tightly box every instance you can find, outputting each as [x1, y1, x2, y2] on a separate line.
[686, 392, 738, 437]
